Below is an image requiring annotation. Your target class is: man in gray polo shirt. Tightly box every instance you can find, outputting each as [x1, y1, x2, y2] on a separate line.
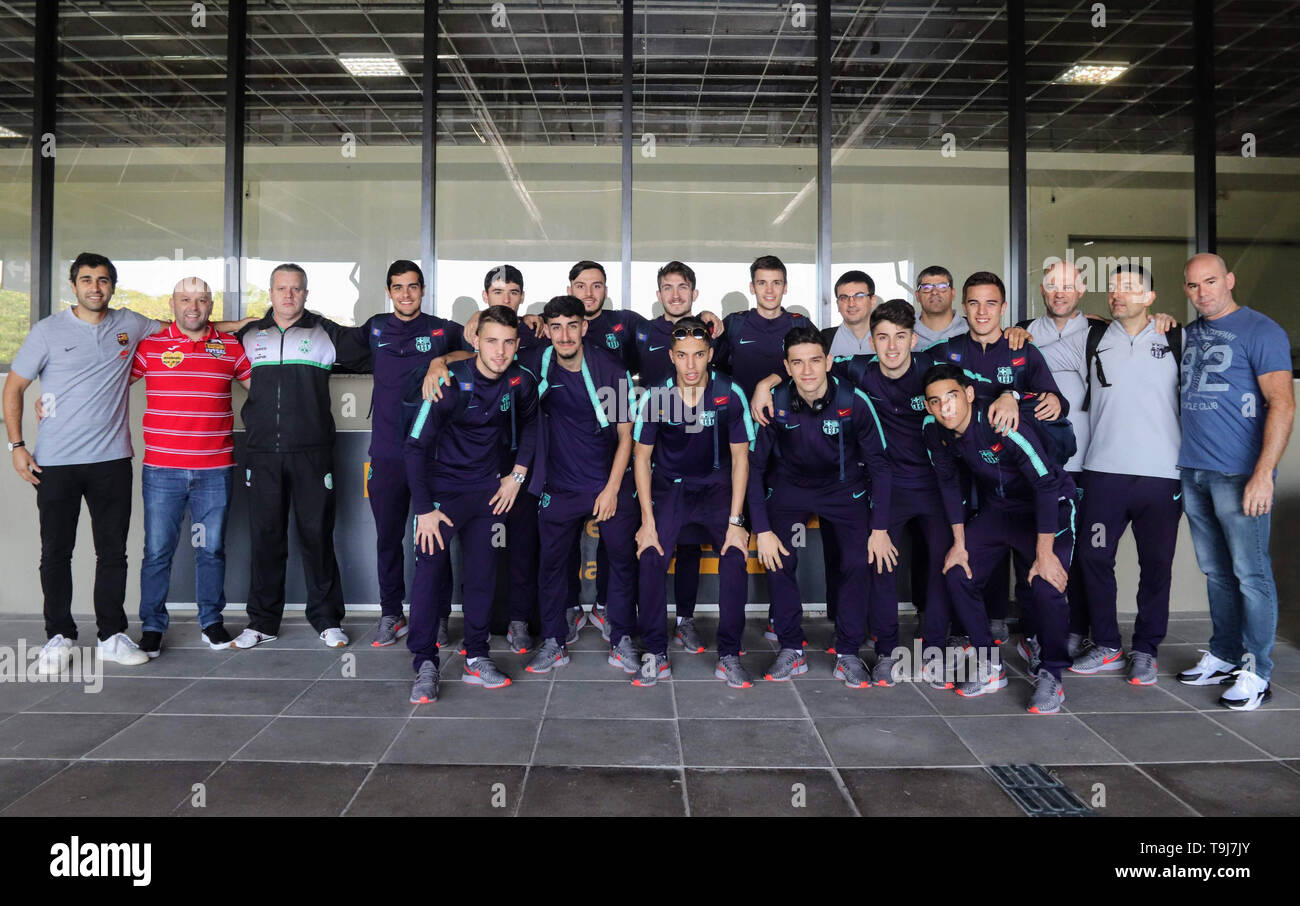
[1068, 263, 1184, 686]
[821, 269, 879, 357]
[912, 265, 968, 347]
[3, 252, 245, 674]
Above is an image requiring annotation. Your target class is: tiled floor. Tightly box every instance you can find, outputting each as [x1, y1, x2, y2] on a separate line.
[1, 612, 1298, 817]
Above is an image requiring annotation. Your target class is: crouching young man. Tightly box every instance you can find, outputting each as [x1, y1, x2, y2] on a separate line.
[747, 326, 895, 687]
[922, 363, 1077, 714]
[402, 306, 538, 703]
[631, 317, 755, 688]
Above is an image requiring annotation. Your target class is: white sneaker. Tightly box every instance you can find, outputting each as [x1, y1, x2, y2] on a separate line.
[1218, 669, 1271, 711]
[233, 628, 278, 649]
[36, 635, 73, 675]
[320, 627, 349, 649]
[97, 632, 149, 666]
[1176, 649, 1237, 686]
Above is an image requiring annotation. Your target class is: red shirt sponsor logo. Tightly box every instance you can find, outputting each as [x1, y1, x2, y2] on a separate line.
[509, 376, 522, 386]
[1011, 356, 1026, 367]
[714, 395, 729, 405]
[838, 408, 851, 417]
[133, 325, 251, 469]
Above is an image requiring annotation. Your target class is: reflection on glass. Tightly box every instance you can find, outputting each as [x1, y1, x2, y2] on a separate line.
[632, 1, 817, 322]
[0, 2, 34, 363]
[53, 2, 225, 320]
[245, 0, 422, 325]
[436, 2, 621, 319]
[831, 3, 1009, 326]
[1025, 1, 1194, 323]
[1215, 1, 1300, 364]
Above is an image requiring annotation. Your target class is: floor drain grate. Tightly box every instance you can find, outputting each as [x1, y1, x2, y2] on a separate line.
[988, 764, 1093, 817]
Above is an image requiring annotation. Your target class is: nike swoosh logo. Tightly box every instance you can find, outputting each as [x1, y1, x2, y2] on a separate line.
[739, 339, 757, 345]
[1173, 493, 1182, 501]
[64, 346, 77, 352]
[467, 404, 478, 409]
[649, 345, 664, 351]
[852, 490, 867, 499]
[377, 342, 391, 347]
[784, 423, 799, 429]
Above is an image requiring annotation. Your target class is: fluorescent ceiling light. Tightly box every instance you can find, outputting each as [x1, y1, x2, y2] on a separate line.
[437, 53, 458, 60]
[339, 55, 406, 77]
[1058, 63, 1128, 85]
[0, 126, 21, 138]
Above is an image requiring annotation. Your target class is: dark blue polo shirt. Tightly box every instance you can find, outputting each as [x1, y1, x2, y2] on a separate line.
[404, 361, 539, 511]
[714, 308, 807, 400]
[365, 312, 465, 460]
[520, 345, 633, 495]
[923, 410, 1074, 534]
[633, 371, 754, 488]
[746, 375, 893, 532]
[834, 350, 943, 492]
[924, 333, 1066, 414]
[584, 307, 647, 375]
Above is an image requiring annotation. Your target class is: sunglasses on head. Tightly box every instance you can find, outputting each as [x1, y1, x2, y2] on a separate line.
[671, 326, 710, 341]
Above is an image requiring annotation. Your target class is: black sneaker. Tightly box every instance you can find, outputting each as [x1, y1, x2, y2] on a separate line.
[138, 631, 162, 659]
[201, 623, 235, 650]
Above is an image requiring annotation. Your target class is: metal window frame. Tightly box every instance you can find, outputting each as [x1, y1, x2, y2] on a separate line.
[23, 2, 1226, 331]
[1193, 0, 1216, 254]
[423, 0, 437, 311]
[224, 0, 247, 319]
[816, 0, 831, 326]
[1008, 0, 1028, 324]
[29, 0, 56, 322]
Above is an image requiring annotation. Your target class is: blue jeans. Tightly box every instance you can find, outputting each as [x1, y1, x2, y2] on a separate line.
[139, 466, 234, 632]
[1180, 468, 1277, 681]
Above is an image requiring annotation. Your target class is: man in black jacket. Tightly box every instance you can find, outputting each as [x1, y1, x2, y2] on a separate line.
[233, 263, 373, 650]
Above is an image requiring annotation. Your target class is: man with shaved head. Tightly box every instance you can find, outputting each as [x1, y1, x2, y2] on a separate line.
[129, 276, 252, 658]
[1175, 253, 1294, 711]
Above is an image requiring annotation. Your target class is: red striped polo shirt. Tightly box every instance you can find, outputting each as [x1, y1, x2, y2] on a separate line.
[132, 323, 252, 469]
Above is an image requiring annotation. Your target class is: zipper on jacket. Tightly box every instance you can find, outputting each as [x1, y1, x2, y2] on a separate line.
[276, 325, 285, 451]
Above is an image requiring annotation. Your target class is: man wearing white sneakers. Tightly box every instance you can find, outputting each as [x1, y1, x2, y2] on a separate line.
[232, 263, 374, 651]
[1175, 254, 1294, 711]
[4, 254, 248, 670]
[4, 253, 159, 670]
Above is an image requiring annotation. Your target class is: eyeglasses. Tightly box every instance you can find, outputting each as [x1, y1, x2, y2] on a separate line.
[671, 326, 710, 341]
[1043, 284, 1077, 292]
[918, 282, 951, 292]
[836, 292, 871, 304]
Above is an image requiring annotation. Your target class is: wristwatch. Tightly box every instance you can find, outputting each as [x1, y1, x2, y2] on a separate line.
[7, 440, 24, 452]
[728, 515, 746, 528]
[1000, 389, 1021, 401]
[510, 470, 526, 485]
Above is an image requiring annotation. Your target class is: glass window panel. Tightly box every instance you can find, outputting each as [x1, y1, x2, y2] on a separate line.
[0, 1, 34, 365]
[1026, 1, 1195, 322]
[832, 2, 1008, 327]
[632, 1, 817, 322]
[1215, 0, 1300, 366]
[436, 0, 622, 323]
[245, 0, 422, 324]
[54, 1, 225, 320]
